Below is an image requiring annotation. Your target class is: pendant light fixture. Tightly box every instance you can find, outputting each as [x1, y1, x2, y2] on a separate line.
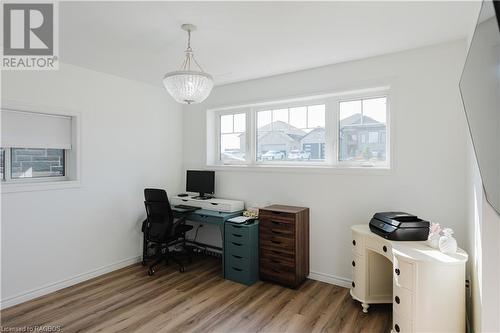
[163, 24, 214, 104]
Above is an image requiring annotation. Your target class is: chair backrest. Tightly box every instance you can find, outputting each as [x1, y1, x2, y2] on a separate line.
[144, 189, 174, 242]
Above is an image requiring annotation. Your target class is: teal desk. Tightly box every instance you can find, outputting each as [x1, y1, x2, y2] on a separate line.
[172, 207, 242, 276]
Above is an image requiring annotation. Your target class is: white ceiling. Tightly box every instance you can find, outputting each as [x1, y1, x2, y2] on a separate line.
[60, 1, 478, 87]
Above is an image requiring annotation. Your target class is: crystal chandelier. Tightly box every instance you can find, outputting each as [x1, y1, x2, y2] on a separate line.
[163, 24, 214, 104]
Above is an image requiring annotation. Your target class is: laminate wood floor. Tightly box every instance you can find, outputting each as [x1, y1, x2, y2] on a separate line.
[1, 257, 392, 333]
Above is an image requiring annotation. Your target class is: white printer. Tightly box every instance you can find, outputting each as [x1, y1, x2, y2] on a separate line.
[171, 195, 244, 213]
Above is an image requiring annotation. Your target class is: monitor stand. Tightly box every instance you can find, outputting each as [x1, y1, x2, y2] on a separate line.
[192, 193, 213, 200]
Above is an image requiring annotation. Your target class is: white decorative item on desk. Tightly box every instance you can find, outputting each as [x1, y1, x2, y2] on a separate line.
[439, 228, 458, 254]
[427, 222, 442, 249]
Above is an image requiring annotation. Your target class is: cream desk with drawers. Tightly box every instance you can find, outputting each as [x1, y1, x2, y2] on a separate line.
[350, 225, 468, 333]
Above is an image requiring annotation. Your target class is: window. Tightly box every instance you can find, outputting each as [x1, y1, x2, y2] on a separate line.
[1, 109, 75, 185]
[11, 148, 65, 179]
[339, 97, 387, 165]
[0, 148, 4, 180]
[219, 112, 247, 163]
[256, 105, 325, 162]
[209, 88, 390, 168]
[1, 148, 66, 181]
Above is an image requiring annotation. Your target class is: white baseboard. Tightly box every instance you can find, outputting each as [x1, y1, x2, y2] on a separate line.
[1, 255, 142, 309]
[308, 270, 352, 289]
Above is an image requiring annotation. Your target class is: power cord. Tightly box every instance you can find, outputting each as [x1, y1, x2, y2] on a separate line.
[192, 224, 202, 243]
[180, 224, 205, 254]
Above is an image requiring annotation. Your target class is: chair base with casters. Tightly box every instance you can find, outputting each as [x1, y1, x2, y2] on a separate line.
[142, 225, 193, 274]
[146, 241, 190, 275]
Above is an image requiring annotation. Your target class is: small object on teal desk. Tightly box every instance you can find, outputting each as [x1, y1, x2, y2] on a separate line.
[224, 220, 259, 286]
[228, 216, 255, 224]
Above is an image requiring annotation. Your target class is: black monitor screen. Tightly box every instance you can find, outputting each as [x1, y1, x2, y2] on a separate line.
[186, 170, 215, 195]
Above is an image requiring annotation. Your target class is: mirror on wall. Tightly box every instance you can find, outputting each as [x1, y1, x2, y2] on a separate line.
[460, 0, 500, 214]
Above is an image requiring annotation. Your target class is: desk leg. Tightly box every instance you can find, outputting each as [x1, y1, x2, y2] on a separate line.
[361, 303, 370, 313]
[220, 223, 225, 278]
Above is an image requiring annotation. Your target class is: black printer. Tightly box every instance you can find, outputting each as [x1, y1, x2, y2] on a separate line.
[369, 212, 430, 241]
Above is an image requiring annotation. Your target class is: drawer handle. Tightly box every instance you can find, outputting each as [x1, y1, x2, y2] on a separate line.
[271, 268, 280, 273]
[232, 267, 243, 272]
[232, 242, 242, 246]
[352, 281, 355, 288]
[232, 233, 242, 237]
[232, 225, 243, 229]
[271, 240, 281, 244]
[395, 296, 400, 304]
[271, 250, 281, 255]
[352, 240, 356, 246]
[211, 203, 219, 205]
[272, 211, 283, 215]
[232, 255, 243, 259]
[182, 199, 188, 202]
[271, 221, 283, 225]
[352, 260, 355, 267]
[271, 230, 283, 235]
[394, 324, 400, 332]
[395, 268, 400, 275]
[270, 259, 280, 264]
[383, 245, 388, 252]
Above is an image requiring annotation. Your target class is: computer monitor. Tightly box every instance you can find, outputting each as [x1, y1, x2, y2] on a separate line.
[186, 170, 215, 199]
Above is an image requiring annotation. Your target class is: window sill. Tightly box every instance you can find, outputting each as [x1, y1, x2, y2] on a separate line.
[206, 164, 392, 175]
[1, 179, 81, 193]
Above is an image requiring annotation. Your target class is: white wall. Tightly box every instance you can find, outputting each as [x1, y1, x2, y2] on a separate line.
[466, 145, 500, 333]
[183, 41, 469, 285]
[1, 63, 183, 307]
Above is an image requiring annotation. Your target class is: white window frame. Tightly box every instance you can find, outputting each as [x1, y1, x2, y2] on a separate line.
[214, 108, 251, 165]
[1, 100, 81, 193]
[207, 86, 391, 171]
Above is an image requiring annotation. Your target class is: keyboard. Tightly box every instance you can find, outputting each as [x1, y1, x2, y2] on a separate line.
[174, 204, 201, 210]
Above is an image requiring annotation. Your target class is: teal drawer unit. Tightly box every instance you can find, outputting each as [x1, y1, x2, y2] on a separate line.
[224, 221, 259, 286]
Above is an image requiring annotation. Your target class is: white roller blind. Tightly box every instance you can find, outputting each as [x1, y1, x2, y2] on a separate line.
[1, 109, 72, 149]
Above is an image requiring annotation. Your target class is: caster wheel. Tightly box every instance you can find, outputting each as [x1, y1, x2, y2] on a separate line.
[148, 268, 155, 276]
[179, 266, 185, 273]
[141, 261, 147, 266]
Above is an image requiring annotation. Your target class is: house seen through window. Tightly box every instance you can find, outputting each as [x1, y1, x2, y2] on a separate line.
[339, 97, 387, 164]
[0, 148, 4, 180]
[11, 148, 65, 179]
[257, 105, 325, 162]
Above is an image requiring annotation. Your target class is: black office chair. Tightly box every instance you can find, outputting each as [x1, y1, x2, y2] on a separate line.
[142, 188, 193, 275]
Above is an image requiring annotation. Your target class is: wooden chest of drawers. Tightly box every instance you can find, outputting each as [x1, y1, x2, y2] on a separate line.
[258, 205, 309, 288]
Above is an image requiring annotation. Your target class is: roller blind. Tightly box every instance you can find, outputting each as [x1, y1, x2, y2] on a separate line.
[1, 109, 72, 149]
